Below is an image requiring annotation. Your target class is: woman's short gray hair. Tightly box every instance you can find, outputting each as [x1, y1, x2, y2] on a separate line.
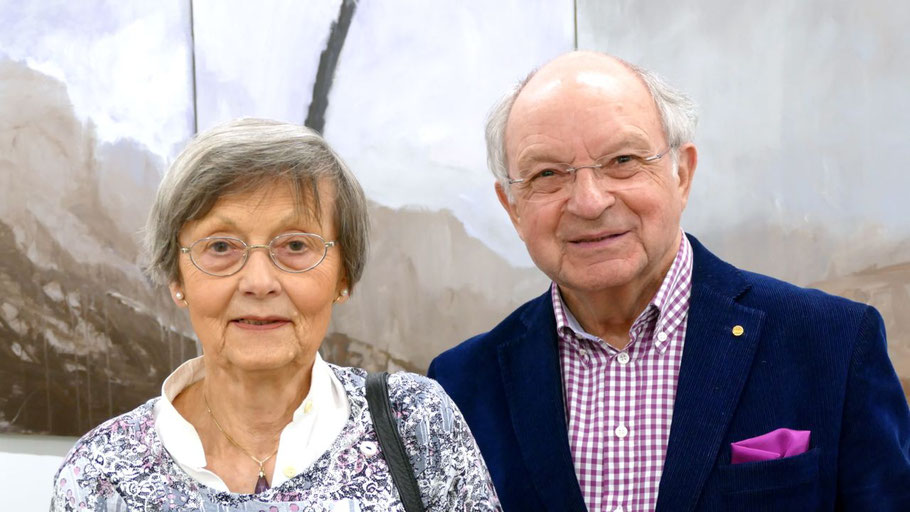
[486, 57, 699, 199]
[143, 118, 369, 289]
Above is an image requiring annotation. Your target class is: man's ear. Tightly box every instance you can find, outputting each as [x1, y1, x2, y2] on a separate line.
[675, 142, 697, 210]
[495, 182, 524, 242]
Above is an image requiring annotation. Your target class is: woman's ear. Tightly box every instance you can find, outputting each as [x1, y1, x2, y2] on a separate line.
[168, 282, 187, 307]
[334, 274, 350, 304]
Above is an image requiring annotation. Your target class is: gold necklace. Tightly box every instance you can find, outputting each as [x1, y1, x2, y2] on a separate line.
[204, 392, 278, 493]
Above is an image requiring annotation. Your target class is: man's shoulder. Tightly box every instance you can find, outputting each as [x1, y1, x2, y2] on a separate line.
[736, 266, 871, 322]
[431, 289, 551, 368]
[689, 233, 870, 322]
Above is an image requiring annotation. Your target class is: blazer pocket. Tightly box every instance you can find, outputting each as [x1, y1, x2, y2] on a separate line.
[718, 447, 820, 511]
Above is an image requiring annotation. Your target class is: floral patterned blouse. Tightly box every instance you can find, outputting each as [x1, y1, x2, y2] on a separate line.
[51, 366, 501, 511]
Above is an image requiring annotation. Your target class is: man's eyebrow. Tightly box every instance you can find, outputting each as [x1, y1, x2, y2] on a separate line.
[516, 150, 571, 168]
[600, 133, 654, 153]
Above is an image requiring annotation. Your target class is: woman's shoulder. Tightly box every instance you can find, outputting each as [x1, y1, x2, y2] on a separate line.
[57, 398, 160, 476]
[317, 365, 501, 509]
[328, 365, 451, 417]
[52, 399, 162, 510]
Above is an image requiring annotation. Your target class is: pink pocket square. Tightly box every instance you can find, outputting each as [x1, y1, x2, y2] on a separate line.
[730, 428, 811, 464]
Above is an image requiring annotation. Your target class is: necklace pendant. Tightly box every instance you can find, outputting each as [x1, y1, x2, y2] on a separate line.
[254, 470, 270, 494]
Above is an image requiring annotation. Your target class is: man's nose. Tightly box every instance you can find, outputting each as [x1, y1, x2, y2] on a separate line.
[565, 167, 615, 218]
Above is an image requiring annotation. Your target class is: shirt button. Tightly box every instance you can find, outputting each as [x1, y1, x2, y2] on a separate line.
[615, 425, 628, 438]
[657, 331, 668, 342]
[303, 400, 314, 414]
[283, 465, 297, 478]
[616, 352, 630, 365]
[614, 506, 624, 512]
[579, 347, 588, 357]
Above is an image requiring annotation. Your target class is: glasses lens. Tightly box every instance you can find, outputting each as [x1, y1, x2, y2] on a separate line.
[190, 237, 246, 276]
[528, 170, 572, 195]
[270, 233, 326, 272]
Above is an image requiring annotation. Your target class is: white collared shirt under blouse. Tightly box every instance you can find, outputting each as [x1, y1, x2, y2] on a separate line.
[153, 352, 349, 492]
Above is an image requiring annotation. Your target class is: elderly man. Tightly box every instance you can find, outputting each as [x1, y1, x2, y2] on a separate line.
[428, 51, 910, 511]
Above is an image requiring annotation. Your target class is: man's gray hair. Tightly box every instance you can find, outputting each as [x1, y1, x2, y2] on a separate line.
[143, 118, 369, 289]
[485, 57, 699, 199]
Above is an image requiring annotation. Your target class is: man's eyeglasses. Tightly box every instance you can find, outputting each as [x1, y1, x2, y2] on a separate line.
[508, 147, 672, 202]
[180, 233, 336, 277]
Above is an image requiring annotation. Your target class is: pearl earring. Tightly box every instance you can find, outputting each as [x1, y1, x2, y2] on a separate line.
[175, 291, 184, 301]
[335, 289, 349, 303]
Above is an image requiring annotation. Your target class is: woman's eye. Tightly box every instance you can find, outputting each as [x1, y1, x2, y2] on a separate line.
[287, 240, 307, 252]
[210, 241, 231, 253]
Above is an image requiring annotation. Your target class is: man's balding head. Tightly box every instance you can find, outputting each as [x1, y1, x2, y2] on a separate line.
[486, 51, 698, 194]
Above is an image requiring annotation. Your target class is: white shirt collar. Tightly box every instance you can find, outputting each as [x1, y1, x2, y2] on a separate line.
[153, 353, 349, 492]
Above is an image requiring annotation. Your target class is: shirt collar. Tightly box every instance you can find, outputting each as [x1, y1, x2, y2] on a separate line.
[153, 352, 349, 489]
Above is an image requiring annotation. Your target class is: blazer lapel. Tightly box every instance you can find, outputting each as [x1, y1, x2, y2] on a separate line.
[656, 236, 767, 512]
[497, 292, 587, 512]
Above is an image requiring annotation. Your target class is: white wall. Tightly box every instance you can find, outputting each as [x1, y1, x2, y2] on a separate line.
[0, 434, 76, 509]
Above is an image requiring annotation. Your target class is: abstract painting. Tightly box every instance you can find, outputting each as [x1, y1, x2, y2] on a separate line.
[0, 1, 196, 435]
[577, 0, 910, 399]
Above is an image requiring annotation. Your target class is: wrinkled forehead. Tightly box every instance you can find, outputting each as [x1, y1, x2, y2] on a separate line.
[514, 56, 656, 121]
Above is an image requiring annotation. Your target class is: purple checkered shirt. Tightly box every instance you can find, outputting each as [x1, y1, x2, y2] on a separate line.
[553, 233, 693, 512]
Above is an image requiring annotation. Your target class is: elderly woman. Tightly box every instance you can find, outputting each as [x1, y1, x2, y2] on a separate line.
[51, 119, 500, 511]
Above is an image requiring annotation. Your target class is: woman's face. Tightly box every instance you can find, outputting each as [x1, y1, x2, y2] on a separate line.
[170, 180, 346, 373]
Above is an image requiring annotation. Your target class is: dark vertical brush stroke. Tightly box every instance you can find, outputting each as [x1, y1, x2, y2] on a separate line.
[573, 0, 578, 49]
[305, 0, 358, 133]
[189, 0, 199, 134]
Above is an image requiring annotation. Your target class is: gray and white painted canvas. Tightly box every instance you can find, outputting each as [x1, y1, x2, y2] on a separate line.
[11, 0, 893, 439]
[0, 1, 196, 435]
[193, 0, 573, 371]
[0, 0, 574, 435]
[577, 0, 910, 398]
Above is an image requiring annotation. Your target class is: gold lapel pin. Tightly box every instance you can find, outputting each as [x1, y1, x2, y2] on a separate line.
[732, 325, 744, 337]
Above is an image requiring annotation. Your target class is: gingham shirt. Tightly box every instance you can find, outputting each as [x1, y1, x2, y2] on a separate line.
[553, 233, 693, 512]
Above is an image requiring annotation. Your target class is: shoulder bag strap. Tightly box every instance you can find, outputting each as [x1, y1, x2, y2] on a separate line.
[365, 371, 426, 512]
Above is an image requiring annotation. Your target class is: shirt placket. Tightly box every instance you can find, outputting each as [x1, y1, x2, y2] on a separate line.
[604, 331, 637, 512]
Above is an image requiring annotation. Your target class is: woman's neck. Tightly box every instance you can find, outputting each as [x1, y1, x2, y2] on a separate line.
[203, 358, 313, 444]
[172, 356, 315, 492]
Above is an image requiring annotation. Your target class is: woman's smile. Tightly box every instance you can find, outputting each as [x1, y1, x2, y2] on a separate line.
[230, 316, 292, 330]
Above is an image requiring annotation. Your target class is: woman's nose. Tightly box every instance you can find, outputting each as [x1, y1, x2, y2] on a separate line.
[237, 248, 281, 297]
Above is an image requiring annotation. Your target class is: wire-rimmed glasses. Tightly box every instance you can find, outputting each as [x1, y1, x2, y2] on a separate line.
[507, 147, 672, 202]
[180, 232, 336, 277]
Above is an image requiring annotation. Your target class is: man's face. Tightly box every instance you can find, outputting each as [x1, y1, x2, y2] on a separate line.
[498, 58, 696, 299]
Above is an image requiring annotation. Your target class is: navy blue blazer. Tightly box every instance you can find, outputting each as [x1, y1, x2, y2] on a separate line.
[428, 235, 910, 511]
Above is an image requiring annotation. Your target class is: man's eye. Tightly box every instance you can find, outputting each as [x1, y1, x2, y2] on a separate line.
[615, 155, 634, 164]
[532, 168, 561, 180]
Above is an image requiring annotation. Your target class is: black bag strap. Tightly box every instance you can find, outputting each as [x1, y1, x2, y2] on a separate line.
[365, 371, 426, 512]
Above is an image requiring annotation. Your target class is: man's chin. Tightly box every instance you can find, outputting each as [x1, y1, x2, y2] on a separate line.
[555, 260, 645, 294]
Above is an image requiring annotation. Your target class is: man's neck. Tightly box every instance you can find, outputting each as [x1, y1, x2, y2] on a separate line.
[560, 281, 661, 350]
[559, 235, 681, 349]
